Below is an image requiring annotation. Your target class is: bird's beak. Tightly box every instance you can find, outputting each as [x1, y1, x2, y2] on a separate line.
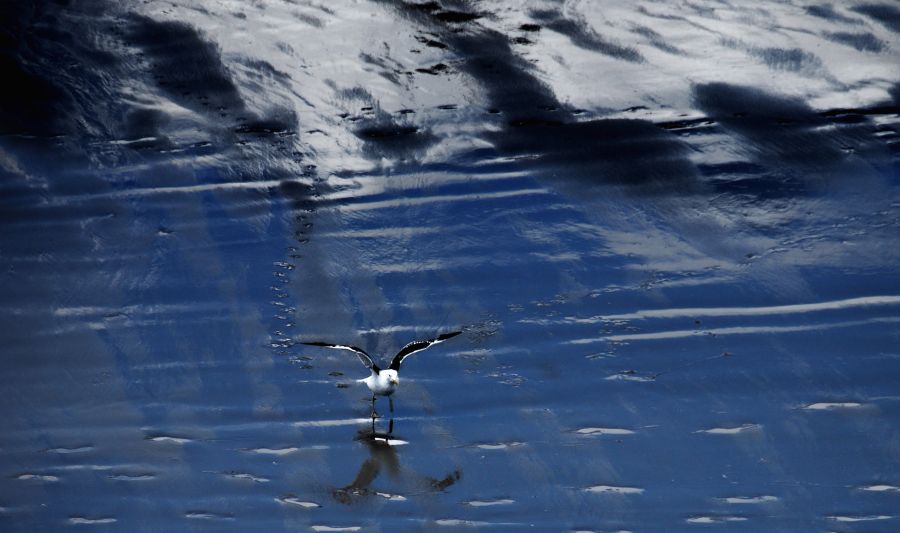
[390, 378, 399, 385]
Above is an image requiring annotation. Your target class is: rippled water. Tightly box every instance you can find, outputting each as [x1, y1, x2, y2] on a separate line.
[2, 0, 899, 530]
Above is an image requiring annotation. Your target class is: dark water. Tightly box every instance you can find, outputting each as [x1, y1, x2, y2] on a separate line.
[2, 0, 900, 530]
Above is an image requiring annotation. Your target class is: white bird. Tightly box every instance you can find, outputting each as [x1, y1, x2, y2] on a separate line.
[302, 331, 462, 422]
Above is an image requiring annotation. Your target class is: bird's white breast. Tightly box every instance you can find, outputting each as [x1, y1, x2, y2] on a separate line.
[361, 371, 398, 396]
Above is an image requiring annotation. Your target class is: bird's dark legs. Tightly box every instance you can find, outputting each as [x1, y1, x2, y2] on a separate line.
[370, 395, 378, 434]
[388, 397, 394, 434]
[367, 395, 395, 436]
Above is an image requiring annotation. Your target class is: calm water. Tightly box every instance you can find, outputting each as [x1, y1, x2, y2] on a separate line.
[2, 0, 899, 530]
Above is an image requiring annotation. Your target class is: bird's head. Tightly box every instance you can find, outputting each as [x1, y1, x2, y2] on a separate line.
[385, 369, 399, 386]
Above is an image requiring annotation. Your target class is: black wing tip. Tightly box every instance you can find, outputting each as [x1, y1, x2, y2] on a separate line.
[389, 331, 463, 370]
[302, 341, 370, 355]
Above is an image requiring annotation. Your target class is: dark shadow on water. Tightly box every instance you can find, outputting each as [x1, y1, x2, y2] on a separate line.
[530, 7, 644, 62]
[379, 0, 702, 195]
[332, 428, 461, 505]
[851, 3, 900, 33]
[491, 117, 701, 194]
[694, 82, 847, 168]
[693, 81, 899, 193]
[126, 14, 245, 115]
[3, 1, 900, 529]
[333, 84, 437, 164]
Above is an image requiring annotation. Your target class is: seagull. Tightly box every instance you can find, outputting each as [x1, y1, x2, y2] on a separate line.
[302, 331, 462, 424]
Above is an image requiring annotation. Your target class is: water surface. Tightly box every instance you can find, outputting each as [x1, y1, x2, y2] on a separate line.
[1, 0, 899, 530]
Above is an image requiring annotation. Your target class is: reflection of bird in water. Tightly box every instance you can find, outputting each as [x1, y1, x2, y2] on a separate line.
[303, 331, 462, 432]
[333, 432, 461, 505]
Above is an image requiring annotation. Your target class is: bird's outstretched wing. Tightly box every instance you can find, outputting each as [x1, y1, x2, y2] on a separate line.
[390, 331, 462, 371]
[302, 342, 379, 372]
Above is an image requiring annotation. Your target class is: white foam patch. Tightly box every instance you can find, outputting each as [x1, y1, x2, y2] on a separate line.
[244, 447, 300, 456]
[603, 295, 900, 321]
[223, 472, 269, 483]
[574, 317, 900, 343]
[605, 374, 655, 382]
[585, 485, 644, 495]
[277, 496, 320, 508]
[372, 437, 409, 446]
[147, 435, 192, 444]
[107, 136, 158, 146]
[108, 473, 154, 481]
[466, 499, 515, 507]
[686, 516, 747, 524]
[375, 492, 407, 501]
[722, 495, 779, 504]
[357, 324, 451, 335]
[860, 484, 900, 492]
[828, 515, 893, 522]
[185, 512, 234, 521]
[311, 526, 362, 532]
[575, 427, 635, 436]
[475, 442, 524, 450]
[68, 517, 117, 525]
[293, 418, 372, 427]
[17, 474, 59, 482]
[435, 519, 492, 527]
[100, 179, 287, 198]
[803, 402, 865, 410]
[696, 424, 761, 435]
[55, 464, 115, 472]
[46, 446, 94, 454]
[337, 188, 549, 213]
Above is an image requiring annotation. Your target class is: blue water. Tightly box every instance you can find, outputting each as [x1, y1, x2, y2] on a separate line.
[1, 0, 899, 530]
